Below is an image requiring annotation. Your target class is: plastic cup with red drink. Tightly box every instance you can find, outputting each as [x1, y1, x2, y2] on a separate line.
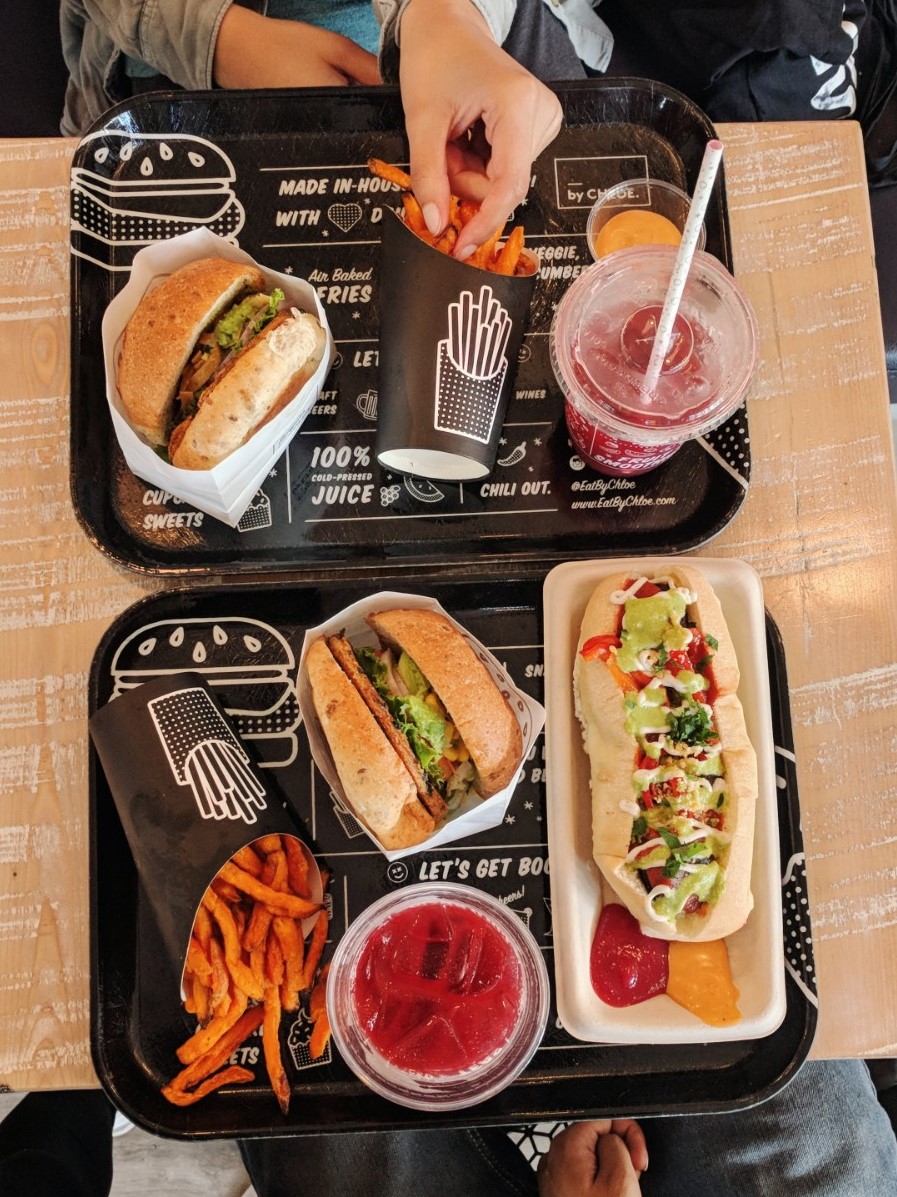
[549, 244, 759, 477]
[326, 883, 549, 1110]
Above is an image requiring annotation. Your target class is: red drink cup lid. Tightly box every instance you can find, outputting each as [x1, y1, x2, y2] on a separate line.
[550, 246, 759, 446]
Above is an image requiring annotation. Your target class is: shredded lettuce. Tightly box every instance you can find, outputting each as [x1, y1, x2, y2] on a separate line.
[214, 288, 284, 349]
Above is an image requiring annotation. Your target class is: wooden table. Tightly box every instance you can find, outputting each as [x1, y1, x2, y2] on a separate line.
[1, 121, 895, 1092]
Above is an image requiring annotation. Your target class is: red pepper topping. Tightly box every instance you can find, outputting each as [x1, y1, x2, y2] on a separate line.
[580, 633, 620, 661]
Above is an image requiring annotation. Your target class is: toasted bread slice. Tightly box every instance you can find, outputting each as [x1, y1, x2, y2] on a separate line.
[365, 608, 522, 797]
[117, 257, 266, 446]
[306, 639, 435, 851]
[327, 636, 448, 822]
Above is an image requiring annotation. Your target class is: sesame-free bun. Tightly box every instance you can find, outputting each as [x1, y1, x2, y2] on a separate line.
[169, 311, 326, 470]
[117, 257, 266, 446]
[305, 638, 436, 851]
[365, 608, 523, 797]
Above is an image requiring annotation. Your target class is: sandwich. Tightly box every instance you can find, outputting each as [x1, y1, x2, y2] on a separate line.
[574, 564, 757, 942]
[306, 608, 524, 850]
[116, 256, 326, 469]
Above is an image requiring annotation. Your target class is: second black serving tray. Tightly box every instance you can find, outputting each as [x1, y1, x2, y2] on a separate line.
[70, 80, 748, 578]
[88, 574, 814, 1140]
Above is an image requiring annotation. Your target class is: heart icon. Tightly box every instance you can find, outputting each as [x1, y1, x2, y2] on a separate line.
[328, 203, 363, 233]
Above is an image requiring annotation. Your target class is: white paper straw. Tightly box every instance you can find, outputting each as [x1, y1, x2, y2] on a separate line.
[644, 139, 724, 394]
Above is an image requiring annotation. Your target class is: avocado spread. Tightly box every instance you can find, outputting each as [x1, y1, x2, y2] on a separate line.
[616, 591, 691, 672]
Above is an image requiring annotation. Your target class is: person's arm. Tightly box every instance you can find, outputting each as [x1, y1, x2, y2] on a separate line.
[390, 0, 562, 258]
[538, 1121, 647, 1197]
[213, 5, 380, 87]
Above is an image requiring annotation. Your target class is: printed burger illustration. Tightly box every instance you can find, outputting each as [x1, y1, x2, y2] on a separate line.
[71, 131, 245, 270]
[109, 616, 302, 768]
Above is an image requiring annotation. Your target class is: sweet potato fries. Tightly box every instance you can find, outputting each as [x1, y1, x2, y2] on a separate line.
[162, 834, 331, 1113]
[368, 158, 535, 276]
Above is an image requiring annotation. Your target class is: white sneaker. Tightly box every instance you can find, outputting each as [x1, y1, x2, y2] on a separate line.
[112, 1110, 135, 1137]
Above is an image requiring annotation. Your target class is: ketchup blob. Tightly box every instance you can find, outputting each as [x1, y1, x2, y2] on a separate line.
[590, 903, 669, 1006]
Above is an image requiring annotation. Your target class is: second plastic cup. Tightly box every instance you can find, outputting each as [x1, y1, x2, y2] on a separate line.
[326, 882, 550, 1110]
[550, 245, 758, 477]
[587, 178, 705, 261]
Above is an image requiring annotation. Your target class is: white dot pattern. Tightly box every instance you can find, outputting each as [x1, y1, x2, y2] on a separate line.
[782, 853, 816, 997]
[149, 687, 237, 782]
[434, 342, 506, 443]
[704, 409, 751, 481]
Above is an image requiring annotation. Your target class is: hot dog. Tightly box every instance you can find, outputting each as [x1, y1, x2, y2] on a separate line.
[574, 565, 756, 941]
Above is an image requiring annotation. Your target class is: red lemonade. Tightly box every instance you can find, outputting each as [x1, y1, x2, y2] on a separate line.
[326, 883, 550, 1110]
[353, 901, 522, 1074]
[550, 247, 758, 477]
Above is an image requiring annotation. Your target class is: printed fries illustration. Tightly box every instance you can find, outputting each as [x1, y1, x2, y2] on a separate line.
[367, 158, 535, 276]
[162, 834, 331, 1111]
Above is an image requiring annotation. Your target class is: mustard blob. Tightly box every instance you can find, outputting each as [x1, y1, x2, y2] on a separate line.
[593, 209, 683, 258]
[667, 939, 741, 1027]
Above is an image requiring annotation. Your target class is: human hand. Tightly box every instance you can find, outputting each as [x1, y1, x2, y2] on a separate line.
[214, 8, 380, 89]
[537, 1121, 647, 1197]
[398, 0, 562, 259]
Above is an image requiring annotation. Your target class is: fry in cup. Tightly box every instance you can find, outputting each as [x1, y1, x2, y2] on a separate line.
[375, 211, 537, 482]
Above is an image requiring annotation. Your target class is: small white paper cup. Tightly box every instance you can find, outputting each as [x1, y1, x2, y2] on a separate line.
[297, 591, 545, 861]
[101, 228, 335, 527]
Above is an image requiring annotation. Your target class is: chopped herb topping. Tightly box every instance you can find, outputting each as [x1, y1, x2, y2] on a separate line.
[667, 703, 715, 747]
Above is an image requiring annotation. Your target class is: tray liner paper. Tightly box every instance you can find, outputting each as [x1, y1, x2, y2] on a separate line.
[89, 672, 309, 978]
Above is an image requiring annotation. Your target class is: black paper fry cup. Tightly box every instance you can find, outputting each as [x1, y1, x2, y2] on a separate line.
[376, 210, 537, 482]
[89, 672, 319, 986]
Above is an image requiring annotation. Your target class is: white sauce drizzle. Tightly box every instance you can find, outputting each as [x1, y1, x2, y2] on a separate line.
[609, 577, 648, 604]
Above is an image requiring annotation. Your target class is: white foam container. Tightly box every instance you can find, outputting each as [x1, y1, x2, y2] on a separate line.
[543, 556, 786, 1044]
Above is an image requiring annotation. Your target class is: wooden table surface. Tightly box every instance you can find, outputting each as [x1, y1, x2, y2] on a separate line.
[1, 121, 895, 1092]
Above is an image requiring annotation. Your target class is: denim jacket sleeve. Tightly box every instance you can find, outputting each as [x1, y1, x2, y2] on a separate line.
[60, 0, 257, 135]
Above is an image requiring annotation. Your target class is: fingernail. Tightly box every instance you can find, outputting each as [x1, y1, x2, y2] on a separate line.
[422, 202, 442, 236]
[456, 243, 475, 261]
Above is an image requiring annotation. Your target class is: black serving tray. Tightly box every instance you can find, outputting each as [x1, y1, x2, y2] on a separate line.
[88, 575, 814, 1139]
[70, 81, 748, 579]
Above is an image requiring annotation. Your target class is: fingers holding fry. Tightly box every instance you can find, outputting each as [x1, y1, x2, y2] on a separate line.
[368, 157, 412, 190]
[371, 159, 531, 273]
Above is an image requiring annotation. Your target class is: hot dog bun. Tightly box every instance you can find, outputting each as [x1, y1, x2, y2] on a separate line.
[574, 564, 757, 941]
[305, 638, 435, 851]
